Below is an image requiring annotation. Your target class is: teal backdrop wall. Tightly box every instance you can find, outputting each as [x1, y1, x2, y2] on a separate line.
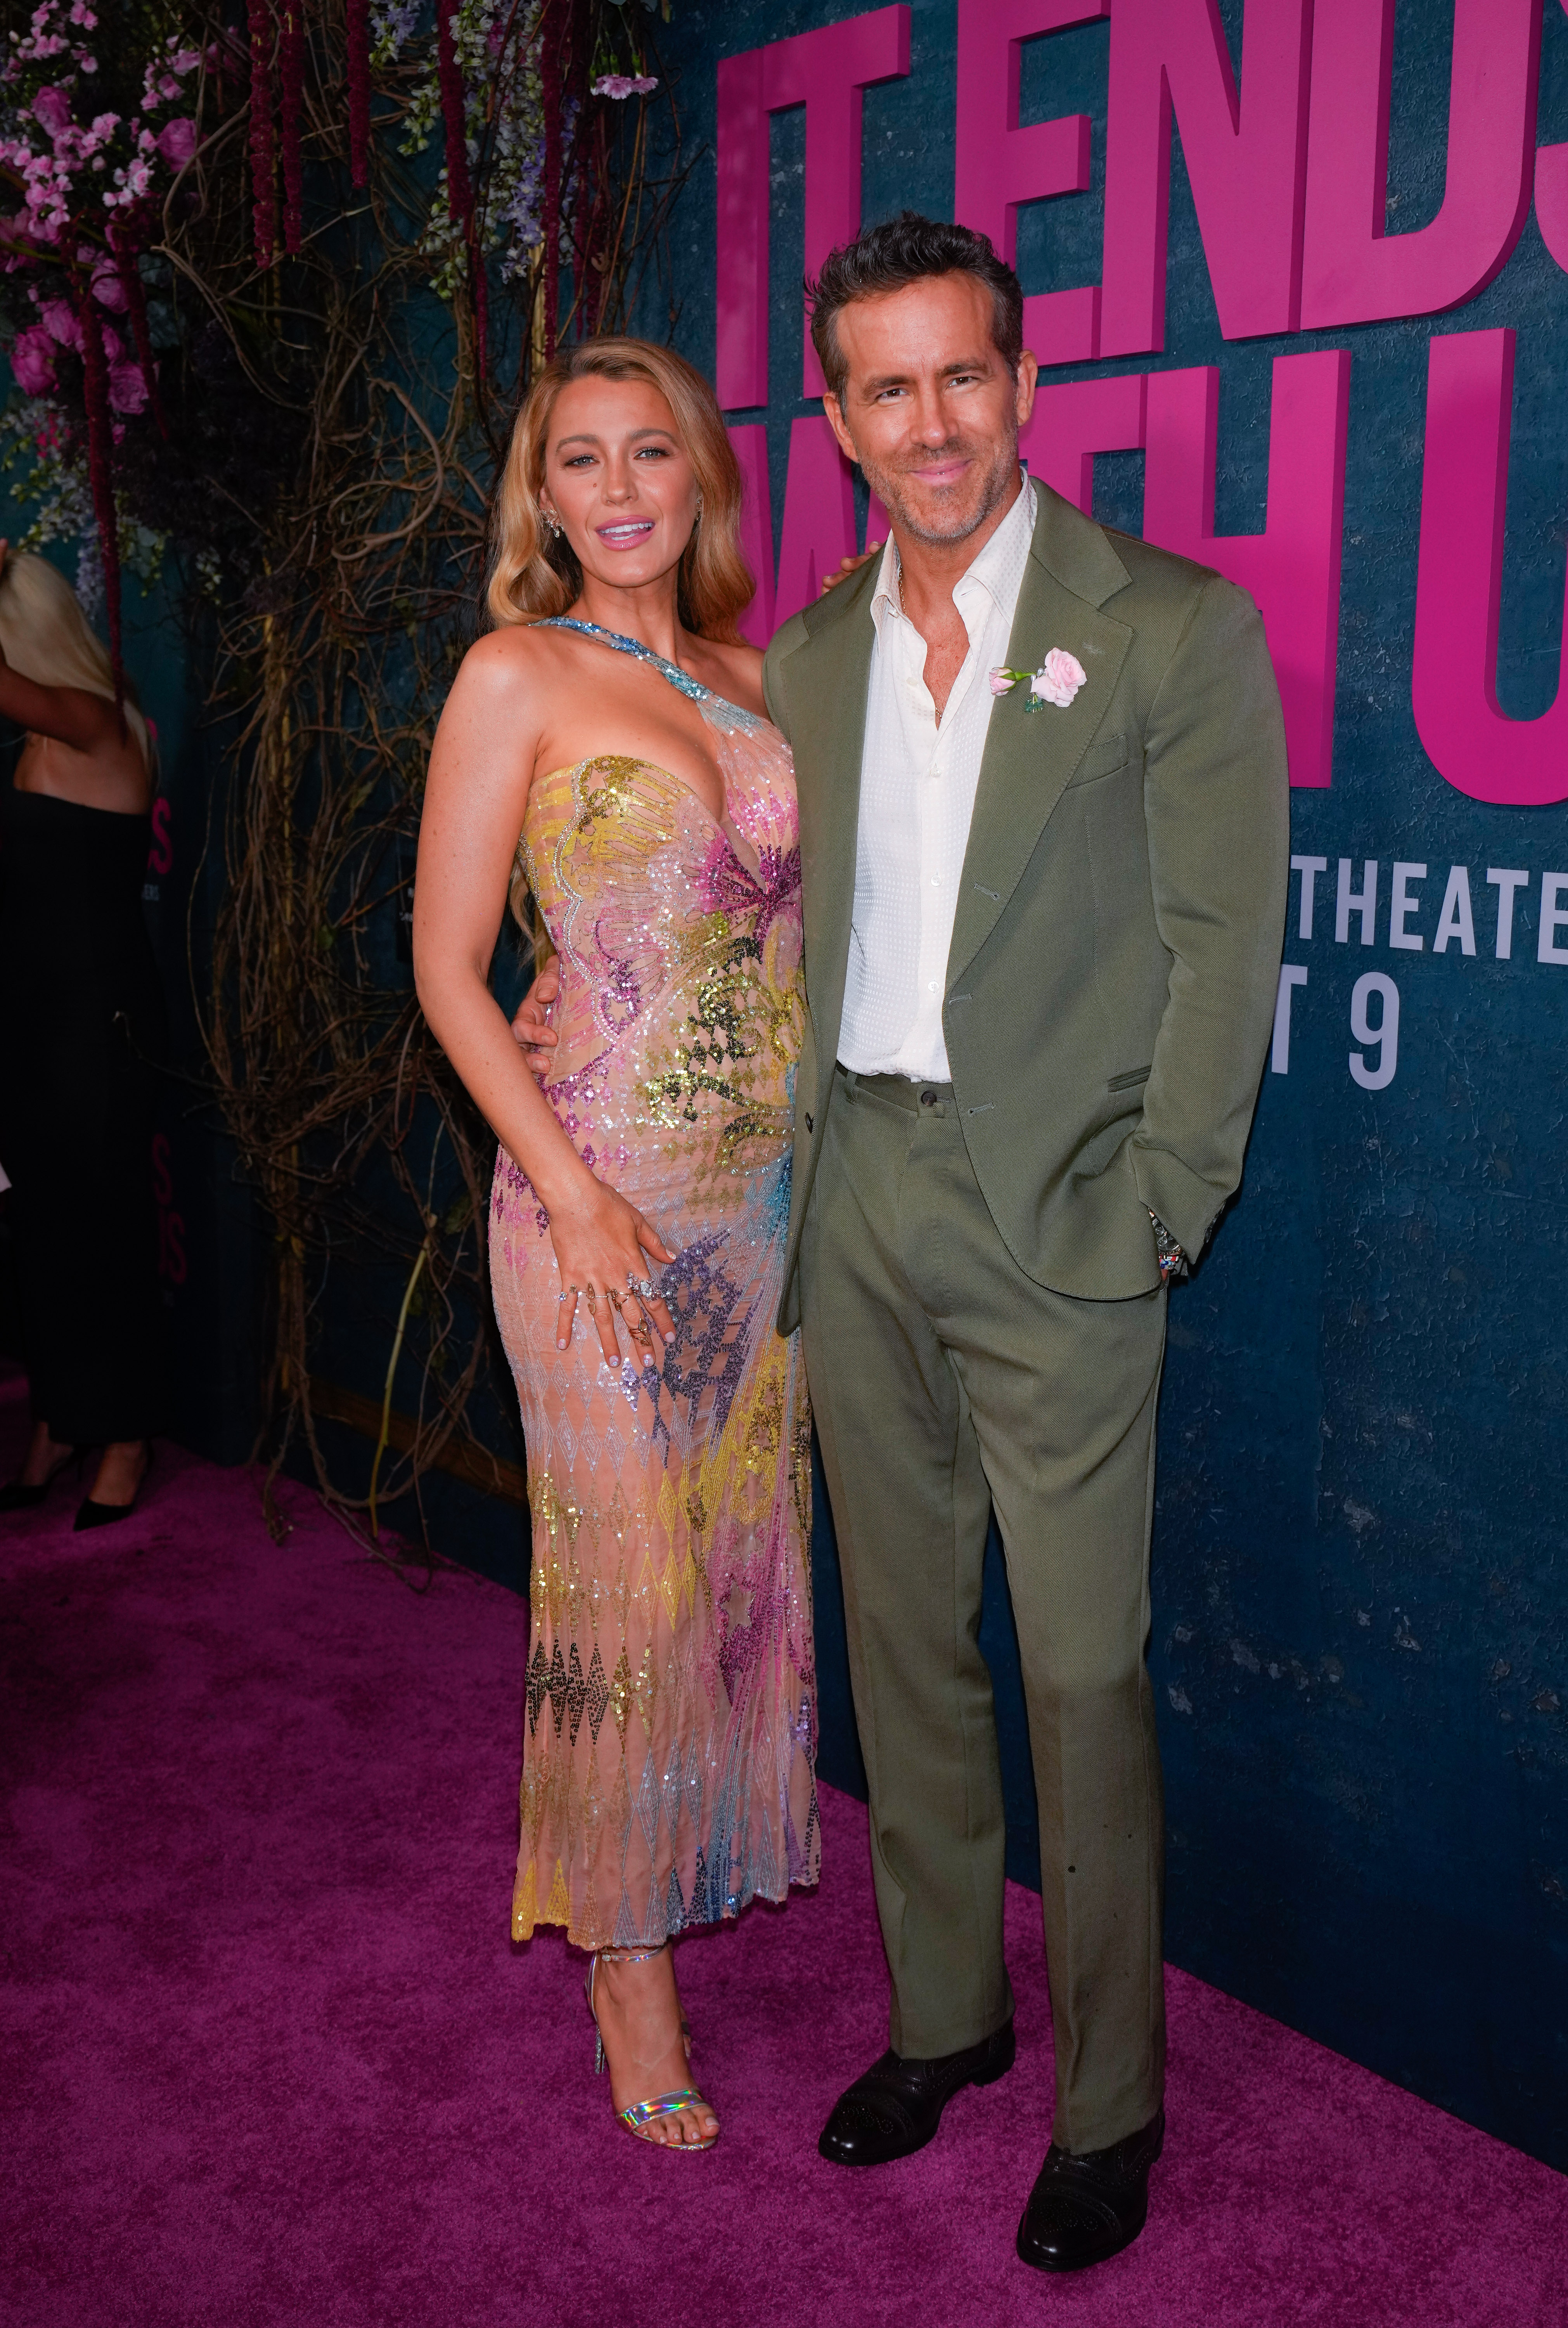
[637, 0, 1568, 2172]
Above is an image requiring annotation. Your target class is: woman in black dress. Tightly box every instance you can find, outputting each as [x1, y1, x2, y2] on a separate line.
[0, 545, 164, 1525]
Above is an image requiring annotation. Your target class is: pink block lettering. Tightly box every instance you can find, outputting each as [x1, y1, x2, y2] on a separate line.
[1100, 0, 1313, 357]
[954, 0, 1108, 364]
[726, 423, 776, 650]
[1023, 286, 1101, 371]
[1019, 371, 1147, 511]
[716, 52, 768, 410]
[775, 416, 859, 630]
[1301, 0, 1540, 329]
[1537, 2, 1568, 272]
[715, 9, 911, 409]
[1412, 329, 1568, 809]
[1143, 351, 1350, 789]
[147, 795, 173, 877]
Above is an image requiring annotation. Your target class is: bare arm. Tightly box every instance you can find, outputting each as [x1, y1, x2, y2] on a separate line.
[0, 539, 121, 751]
[413, 631, 675, 1361]
[0, 660, 118, 751]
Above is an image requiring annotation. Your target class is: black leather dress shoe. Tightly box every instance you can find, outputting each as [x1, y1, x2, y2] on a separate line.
[1016, 2107, 1164, 2273]
[818, 2019, 1015, 2165]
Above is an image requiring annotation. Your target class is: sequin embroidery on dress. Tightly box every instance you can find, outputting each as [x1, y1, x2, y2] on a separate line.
[492, 621, 819, 1947]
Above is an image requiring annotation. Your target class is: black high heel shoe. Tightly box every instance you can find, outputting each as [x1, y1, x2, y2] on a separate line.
[0, 1446, 82, 1513]
[74, 1445, 154, 1533]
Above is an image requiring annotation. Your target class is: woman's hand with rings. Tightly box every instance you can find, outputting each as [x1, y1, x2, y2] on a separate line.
[549, 1175, 677, 1363]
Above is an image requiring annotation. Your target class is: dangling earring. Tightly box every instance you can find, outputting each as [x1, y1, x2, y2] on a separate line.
[542, 508, 562, 541]
[692, 493, 703, 526]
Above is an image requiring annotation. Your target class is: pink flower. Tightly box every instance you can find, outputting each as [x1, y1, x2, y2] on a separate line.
[107, 356, 147, 414]
[989, 667, 1014, 696]
[90, 256, 126, 309]
[38, 296, 80, 345]
[591, 73, 658, 99]
[32, 85, 73, 137]
[10, 321, 57, 393]
[1030, 648, 1088, 709]
[156, 116, 196, 167]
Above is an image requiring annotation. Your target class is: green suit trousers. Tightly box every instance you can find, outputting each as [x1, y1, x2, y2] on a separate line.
[800, 1066, 1168, 2155]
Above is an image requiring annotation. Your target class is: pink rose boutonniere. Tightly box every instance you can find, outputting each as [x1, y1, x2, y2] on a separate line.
[988, 649, 1089, 713]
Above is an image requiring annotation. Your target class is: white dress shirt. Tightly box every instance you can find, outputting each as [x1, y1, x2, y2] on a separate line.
[838, 474, 1037, 1081]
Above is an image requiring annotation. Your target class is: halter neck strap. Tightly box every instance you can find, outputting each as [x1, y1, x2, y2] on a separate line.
[534, 617, 712, 705]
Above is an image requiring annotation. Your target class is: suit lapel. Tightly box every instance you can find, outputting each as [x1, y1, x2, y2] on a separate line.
[947, 495, 1133, 986]
[781, 559, 878, 1074]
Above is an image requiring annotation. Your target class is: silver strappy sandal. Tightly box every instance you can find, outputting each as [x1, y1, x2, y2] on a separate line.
[585, 1943, 717, 2151]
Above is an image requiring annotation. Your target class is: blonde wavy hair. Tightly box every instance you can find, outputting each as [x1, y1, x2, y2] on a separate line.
[0, 549, 152, 774]
[486, 338, 755, 645]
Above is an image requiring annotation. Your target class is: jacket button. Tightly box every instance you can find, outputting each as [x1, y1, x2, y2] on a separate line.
[805, 1112, 814, 1134]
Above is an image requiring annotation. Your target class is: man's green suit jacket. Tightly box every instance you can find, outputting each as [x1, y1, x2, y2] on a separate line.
[761, 483, 1291, 1335]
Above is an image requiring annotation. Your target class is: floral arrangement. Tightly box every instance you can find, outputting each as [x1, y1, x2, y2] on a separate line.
[381, 0, 665, 348]
[0, 0, 672, 671]
[0, 2, 206, 676]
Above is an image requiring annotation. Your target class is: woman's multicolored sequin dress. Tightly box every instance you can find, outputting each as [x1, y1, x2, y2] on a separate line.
[492, 622, 819, 1951]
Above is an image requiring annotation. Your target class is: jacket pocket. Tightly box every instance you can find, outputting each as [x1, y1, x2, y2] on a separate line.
[1107, 1064, 1152, 1093]
[1064, 730, 1130, 790]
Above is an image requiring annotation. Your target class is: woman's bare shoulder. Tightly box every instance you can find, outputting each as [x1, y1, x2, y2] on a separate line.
[457, 619, 572, 693]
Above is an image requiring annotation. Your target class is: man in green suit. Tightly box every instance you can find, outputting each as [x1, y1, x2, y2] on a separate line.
[763, 214, 1288, 2273]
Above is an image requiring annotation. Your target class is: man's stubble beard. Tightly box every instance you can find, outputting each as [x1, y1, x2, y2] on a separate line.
[856, 421, 1021, 551]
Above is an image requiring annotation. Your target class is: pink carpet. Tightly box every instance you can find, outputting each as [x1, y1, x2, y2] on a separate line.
[1, 1368, 1562, 2328]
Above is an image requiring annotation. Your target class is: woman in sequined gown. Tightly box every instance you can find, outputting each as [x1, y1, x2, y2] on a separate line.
[414, 342, 817, 2151]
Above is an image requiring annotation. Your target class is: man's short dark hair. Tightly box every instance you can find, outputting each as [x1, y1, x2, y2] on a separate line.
[806, 211, 1025, 405]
